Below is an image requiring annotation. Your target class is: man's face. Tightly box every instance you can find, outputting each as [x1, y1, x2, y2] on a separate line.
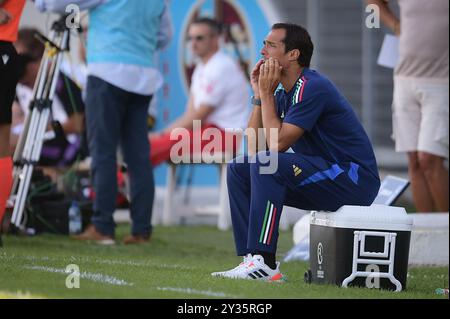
[260, 28, 290, 69]
[188, 24, 216, 58]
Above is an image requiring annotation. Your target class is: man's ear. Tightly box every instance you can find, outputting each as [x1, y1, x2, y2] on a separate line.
[289, 49, 300, 63]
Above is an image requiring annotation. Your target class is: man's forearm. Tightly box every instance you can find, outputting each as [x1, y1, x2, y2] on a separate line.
[163, 115, 194, 133]
[62, 113, 84, 134]
[246, 106, 265, 155]
[260, 93, 282, 151]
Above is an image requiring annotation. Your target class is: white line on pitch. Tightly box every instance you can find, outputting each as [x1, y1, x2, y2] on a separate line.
[23, 265, 133, 286]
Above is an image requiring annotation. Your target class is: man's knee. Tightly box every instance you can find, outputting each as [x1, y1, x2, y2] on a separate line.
[250, 151, 279, 176]
[227, 155, 247, 180]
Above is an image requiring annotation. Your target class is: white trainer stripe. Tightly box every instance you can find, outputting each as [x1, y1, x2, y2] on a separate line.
[263, 203, 274, 244]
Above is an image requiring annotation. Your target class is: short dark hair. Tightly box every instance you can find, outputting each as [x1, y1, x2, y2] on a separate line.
[272, 23, 314, 67]
[191, 17, 222, 36]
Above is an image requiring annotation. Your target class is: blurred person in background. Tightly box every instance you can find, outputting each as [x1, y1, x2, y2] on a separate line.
[368, 0, 449, 212]
[36, 0, 173, 244]
[149, 17, 249, 166]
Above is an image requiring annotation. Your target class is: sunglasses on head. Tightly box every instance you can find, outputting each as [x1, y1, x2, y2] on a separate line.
[187, 35, 207, 42]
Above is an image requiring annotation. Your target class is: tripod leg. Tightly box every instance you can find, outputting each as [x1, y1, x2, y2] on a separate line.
[32, 108, 51, 162]
[12, 102, 41, 167]
[12, 31, 51, 167]
[10, 25, 70, 228]
[11, 164, 33, 226]
[11, 107, 51, 227]
[10, 105, 41, 202]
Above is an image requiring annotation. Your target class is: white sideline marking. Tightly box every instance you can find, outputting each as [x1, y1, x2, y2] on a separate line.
[8, 255, 194, 270]
[157, 286, 237, 298]
[24, 265, 133, 286]
[91, 258, 194, 270]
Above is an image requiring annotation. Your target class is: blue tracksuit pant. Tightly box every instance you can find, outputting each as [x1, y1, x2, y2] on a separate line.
[227, 152, 380, 256]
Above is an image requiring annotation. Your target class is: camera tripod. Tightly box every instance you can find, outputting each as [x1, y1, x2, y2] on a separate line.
[9, 16, 71, 229]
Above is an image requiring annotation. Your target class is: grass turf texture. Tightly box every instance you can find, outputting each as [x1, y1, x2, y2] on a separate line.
[0, 225, 448, 299]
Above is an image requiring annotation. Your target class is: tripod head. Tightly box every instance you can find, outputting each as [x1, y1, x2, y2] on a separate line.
[34, 15, 74, 53]
[52, 14, 71, 33]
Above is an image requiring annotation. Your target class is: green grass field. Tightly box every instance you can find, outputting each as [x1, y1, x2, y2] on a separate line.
[0, 225, 448, 299]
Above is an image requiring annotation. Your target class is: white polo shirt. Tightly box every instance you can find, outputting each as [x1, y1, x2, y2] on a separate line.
[191, 51, 249, 130]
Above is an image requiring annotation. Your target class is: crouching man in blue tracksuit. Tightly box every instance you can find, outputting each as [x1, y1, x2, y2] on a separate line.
[212, 23, 380, 281]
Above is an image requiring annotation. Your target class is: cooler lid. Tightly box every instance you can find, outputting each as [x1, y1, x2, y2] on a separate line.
[310, 204, 413, 231]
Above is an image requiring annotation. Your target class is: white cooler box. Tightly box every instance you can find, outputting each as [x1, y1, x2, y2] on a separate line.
[305, 205, 413, 291]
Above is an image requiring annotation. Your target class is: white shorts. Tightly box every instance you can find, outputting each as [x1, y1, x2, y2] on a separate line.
[392, 76, 449, 159]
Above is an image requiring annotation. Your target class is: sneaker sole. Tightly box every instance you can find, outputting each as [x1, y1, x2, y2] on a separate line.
[268, 275, 286, 283]
[216, 272, 287, 282]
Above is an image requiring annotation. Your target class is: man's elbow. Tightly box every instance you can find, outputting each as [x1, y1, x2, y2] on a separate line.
[193, 113, 208, 123]
[193, 106, 214, 123]
[268, 140, 291, 153]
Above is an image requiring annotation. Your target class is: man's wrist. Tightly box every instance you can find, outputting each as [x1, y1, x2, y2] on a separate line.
[260, 92, 274, 101]
[251, 96, 261, 106]
[252, 90, 260, 98]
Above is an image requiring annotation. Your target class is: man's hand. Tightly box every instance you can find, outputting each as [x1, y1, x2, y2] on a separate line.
[250, 59, 265, 98]
[0, 8, 11, 25]
[258, 58, 282, 97]
[366, 0, 400, 36]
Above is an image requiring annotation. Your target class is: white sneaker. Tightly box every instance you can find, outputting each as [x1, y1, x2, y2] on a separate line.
[211, 254, 253, 278]
[216, 255, 285, 282]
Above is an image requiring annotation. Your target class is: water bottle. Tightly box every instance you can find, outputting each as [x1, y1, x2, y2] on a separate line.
[68, 201, 82, 235]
